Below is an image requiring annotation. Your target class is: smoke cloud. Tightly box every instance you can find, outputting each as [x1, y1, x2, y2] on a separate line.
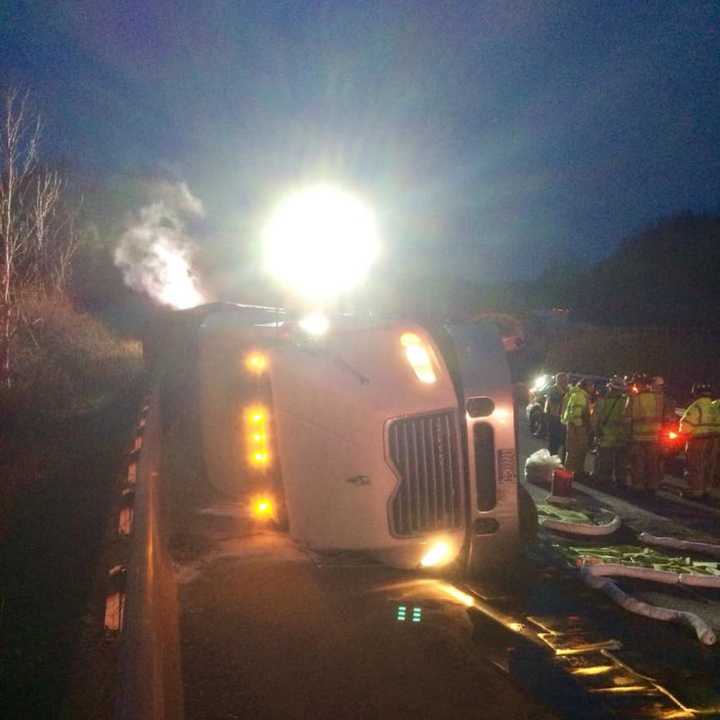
[114, 181, 209, 309]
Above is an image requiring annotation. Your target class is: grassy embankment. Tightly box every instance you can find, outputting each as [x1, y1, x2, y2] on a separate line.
[0, 294, 145, 719]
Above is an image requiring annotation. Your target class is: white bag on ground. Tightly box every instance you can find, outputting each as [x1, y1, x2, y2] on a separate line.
[524, 448, 563, 484]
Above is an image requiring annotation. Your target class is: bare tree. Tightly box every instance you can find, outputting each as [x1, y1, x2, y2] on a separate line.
[0, 88, 78, 385]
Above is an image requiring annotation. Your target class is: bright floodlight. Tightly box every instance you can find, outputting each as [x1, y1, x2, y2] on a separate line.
[299, 311, 330, 336]
[262, 185, 380, 302]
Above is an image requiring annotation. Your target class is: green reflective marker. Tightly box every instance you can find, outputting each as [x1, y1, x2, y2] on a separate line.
[412, 607, 422, 623]
[396, 604, 407, 622]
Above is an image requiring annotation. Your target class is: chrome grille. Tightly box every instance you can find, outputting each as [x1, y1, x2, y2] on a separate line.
[387, 411, 463, 537]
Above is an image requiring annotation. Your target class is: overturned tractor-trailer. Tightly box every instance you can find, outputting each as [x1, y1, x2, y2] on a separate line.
[182, 302, 526, 577]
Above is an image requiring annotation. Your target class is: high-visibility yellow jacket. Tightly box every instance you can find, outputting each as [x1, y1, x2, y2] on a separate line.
[680, 397, 720, 438]
[627, 391, 663, 442]
[593, 392, 629, 447]
[561, 386, 589, 428]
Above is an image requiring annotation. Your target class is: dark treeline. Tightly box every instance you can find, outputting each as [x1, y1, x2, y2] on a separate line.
[532, 212, 720, 328]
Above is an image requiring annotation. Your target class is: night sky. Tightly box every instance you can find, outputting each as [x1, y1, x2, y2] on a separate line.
[2, 0, 719, 281]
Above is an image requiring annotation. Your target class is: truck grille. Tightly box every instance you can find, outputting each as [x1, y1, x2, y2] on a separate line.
[387, 411, 463, 537]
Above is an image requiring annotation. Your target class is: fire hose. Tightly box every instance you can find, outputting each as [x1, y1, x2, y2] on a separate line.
[639, 532, 720, 558]
[580, 564, 717, 645]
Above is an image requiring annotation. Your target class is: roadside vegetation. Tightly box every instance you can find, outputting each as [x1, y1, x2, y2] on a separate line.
[0, 88, 142, 413]
[0, 88, 144, 717]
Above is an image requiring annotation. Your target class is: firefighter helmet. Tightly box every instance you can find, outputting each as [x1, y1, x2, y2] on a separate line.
[692, 382, 712, 398]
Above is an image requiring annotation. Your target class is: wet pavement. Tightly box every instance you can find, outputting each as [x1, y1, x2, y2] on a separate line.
[170, 503, 554, 720]
[516, 420, 720, 717]
[150, 410, 720, 720]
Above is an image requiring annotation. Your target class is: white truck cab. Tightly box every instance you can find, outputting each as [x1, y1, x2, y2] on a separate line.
[197, 305, 520, 575]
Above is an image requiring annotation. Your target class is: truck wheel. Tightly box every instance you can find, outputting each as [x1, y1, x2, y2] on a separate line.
[518, 483, 538, 544]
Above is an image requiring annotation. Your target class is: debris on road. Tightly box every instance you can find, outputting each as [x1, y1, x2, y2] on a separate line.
[562, 544, 720, 578]
[552, 543, 720, 644]
[537, 503, 621, 536]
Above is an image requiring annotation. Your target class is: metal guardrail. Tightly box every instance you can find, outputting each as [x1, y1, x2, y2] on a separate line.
[114, 396, 184, 720]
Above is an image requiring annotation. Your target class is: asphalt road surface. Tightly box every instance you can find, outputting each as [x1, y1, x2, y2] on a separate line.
[146, 406, 720, 720]
[170, 503, 554, 720]
[156, 399, 557, 720]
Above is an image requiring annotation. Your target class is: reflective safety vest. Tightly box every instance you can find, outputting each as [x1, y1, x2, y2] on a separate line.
[561, 387, 589, 427]
[593, 393, 629, 447]
[680, 397, 720, 438]
[628, 391, 663, 442]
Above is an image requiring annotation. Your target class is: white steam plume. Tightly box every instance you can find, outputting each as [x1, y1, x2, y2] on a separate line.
[114, 181, 209, 310]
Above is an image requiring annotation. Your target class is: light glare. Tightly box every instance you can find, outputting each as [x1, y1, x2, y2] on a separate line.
[245, 352, 268, 374]
[492, 406, 512, 423]
[442, 585, 475, 608]
[299, 311, 330, 336]
[401, 332, 437, 384]
[250, 495, 274, 520]
[420, 541, 452, 568]
[263, 185, 380, 302]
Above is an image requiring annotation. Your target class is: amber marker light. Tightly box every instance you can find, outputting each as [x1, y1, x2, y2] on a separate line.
[245, 352, 268, 374]
[250, 495, 275, 520]
[245, 405, 272, 468]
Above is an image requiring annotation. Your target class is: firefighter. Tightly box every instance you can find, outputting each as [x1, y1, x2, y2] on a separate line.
[653, 376, 676, 421]
[680, 383, 720, 499]
[713, 394, 720, 491]
[626, 373, 663, 494]
[592, 376, 629, 488]
[561, 378, 592, 477]
[545, 372, 569, 458]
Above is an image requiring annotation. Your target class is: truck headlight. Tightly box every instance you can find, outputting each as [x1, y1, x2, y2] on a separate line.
[401, 332, 437, 384]
[420, 540, 452, 568]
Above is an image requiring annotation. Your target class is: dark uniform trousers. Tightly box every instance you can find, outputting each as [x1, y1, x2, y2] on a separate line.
[629, 443, 660, 491]
[596, 446, 627, 486]
[686, 437, 715, 497]
[548, 415, 566, 457]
